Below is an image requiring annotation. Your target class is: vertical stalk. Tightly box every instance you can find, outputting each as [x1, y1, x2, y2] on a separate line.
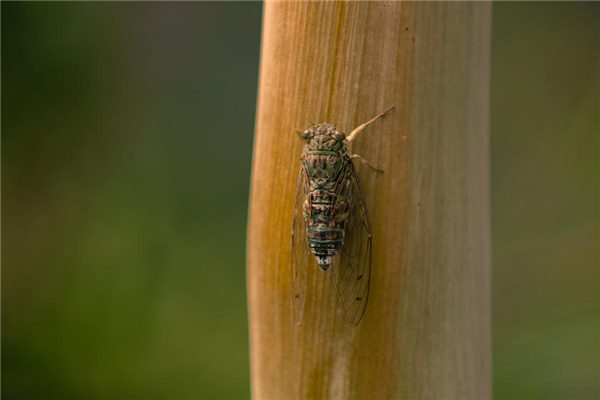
[247, 2, 491, 399]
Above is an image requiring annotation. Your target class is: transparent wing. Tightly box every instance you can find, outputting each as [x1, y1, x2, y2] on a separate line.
[291, 166, 311, 324]
[331, 162, 372, 324]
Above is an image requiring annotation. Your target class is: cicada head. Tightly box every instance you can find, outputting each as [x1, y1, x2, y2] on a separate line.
[299, 123, 347, 153]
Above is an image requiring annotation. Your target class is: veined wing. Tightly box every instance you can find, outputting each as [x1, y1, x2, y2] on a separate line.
[331, 161, 372, 324]
[291, 166, 311, 324]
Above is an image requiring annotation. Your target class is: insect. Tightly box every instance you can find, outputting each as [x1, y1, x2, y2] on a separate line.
[291, 107, 394, 324]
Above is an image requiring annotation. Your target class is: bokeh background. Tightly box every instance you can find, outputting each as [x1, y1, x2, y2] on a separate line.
[2, 2, 598, 399]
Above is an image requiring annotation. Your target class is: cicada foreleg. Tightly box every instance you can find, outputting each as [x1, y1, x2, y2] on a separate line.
[349, 153, 384, 173]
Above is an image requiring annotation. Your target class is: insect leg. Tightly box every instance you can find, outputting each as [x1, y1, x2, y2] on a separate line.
[349, 154, 384, 173]
[345, 105, 395, 142]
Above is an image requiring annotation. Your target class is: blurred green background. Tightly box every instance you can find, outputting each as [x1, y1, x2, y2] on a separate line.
[2, 2, 598, 400]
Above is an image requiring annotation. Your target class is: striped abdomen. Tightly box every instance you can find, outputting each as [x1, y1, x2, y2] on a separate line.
[303, 158, 352, 270]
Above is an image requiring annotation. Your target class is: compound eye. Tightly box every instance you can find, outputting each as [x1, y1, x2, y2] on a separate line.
[297, 130, 310, 140]
[335, 131, 346, 141]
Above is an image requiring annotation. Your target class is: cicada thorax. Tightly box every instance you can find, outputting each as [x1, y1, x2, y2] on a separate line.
[301, 124, 352, 270]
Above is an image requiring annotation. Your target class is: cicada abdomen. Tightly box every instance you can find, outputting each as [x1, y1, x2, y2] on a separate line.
[291, 107, 393, 324]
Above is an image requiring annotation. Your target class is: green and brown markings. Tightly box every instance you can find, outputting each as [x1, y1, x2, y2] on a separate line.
[291, 107, 393, 324]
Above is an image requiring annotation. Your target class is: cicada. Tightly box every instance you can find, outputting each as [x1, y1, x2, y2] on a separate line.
[291, 107, 394, 324]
